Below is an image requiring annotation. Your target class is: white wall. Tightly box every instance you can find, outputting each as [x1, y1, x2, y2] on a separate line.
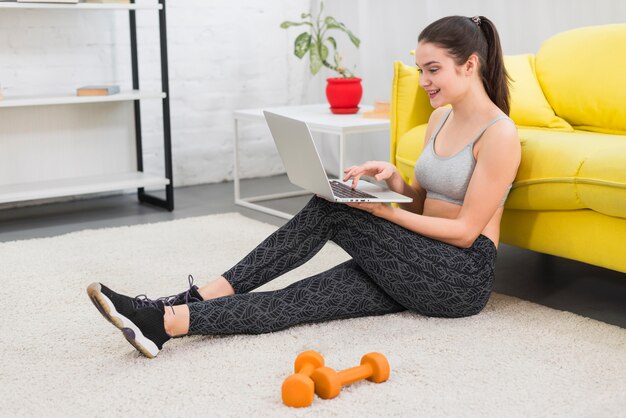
[1, 0, 624, 200]
[163, 0, 320, 183]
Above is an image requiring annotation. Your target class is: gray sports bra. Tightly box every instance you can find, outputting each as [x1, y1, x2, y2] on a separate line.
[414, 108, 513, 206]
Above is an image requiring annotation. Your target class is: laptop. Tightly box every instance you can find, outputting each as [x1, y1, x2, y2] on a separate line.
[263, 111, 412, 203]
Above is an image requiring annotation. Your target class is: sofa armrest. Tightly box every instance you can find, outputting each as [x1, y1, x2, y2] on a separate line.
[390, 61, 433, 165]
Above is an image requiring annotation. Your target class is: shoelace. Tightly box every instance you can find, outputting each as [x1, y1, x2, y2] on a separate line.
[131, 275, 198, 315]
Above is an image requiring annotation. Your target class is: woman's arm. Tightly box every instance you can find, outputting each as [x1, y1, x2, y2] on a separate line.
[356, 119, 520, 247]
[344, 108, 449, 215]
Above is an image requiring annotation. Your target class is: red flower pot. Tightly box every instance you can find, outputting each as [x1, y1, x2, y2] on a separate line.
[326, 77, 363, 114]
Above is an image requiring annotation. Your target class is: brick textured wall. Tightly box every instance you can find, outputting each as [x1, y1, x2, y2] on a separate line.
[0, 0, 319, 188]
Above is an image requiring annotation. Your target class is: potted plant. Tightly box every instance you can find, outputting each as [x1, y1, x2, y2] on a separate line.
[280, 2, 362, 114]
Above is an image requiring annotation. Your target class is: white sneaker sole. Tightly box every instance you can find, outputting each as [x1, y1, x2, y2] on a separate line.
[87, 282, 160, 359]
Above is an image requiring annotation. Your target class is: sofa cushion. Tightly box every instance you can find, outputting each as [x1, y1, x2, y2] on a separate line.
[507, 129, 626, 218]
[504, 54, 573, 131]
[501, 209, 626, 273]
[390, 61, 433, 166]
[536, 24, 626, 134]
[395, 124, 428, 183]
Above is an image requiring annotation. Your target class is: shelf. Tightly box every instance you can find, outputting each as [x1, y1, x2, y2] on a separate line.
[2, 0, 174, 210]
[0, 172, 170, 204]
[0, 90, 166, 108]
[0, 2, 162, 10]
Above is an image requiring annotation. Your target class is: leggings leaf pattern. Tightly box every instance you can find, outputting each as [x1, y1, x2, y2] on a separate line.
[188, 197, 497, 335]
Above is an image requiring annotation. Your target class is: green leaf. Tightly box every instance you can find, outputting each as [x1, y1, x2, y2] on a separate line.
[300, 12, 312, 19]
[324, 17, 361, 48]
[327, 36, 337, 50]
[324, 16, 339, 27]
[345, 30, 361, 48]
[280, 21, 312, 29]
[309, 42, 323, 75]
[294, 32, 311, 59]
[320, 43, 329, 61]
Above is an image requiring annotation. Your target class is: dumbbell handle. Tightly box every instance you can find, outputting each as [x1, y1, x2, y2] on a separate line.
[337, 363, 373, 386]
[297, 362, 317, 376]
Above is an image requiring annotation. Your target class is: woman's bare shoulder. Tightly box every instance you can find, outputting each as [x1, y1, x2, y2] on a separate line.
[483, 117, 519, 146]
[477, 117, 521, 165]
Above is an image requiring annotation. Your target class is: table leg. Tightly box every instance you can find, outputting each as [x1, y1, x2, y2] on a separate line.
[233, 118, 241, 201]
[339, 131, 346, 178]
[232, 116, 308, 219]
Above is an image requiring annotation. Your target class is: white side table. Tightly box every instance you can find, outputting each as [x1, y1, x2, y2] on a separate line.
[233, 103, 390, 219]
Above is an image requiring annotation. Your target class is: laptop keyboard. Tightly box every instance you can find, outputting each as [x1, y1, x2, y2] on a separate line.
[329, 181, 377, 199]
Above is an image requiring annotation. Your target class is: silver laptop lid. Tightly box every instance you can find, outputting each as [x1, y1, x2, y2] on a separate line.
[263, 111, 334, 200]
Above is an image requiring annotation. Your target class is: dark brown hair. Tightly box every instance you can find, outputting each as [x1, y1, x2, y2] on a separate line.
[418, 15, 510, 115]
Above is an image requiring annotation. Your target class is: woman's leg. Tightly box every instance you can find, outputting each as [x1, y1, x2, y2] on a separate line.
[222, 196, 497, 318]
[220, 197, 336, 294]
[185, 260, 404, 335]
[317, 199, 498, 317]
[192, 196, 339, 300]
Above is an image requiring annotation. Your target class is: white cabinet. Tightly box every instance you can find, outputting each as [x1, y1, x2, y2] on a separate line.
[0, 0, 174, 210]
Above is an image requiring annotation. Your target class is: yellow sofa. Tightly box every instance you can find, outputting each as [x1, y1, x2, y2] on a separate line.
[390, 24, 626, 273]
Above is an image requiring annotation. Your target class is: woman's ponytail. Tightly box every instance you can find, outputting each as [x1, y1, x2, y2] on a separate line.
[477, 16, 510, 115]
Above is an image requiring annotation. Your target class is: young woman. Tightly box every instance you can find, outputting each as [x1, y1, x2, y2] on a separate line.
[87, 15, 520, 358]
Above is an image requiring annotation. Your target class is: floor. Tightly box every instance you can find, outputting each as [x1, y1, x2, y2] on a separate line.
[1, 174, 625, 328]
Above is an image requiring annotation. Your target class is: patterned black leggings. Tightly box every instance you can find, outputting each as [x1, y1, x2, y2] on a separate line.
[187, 196, 497, 335]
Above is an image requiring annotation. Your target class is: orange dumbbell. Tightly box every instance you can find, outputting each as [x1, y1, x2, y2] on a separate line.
[281, 350, 325, 408]
[311, 352, 389, 399]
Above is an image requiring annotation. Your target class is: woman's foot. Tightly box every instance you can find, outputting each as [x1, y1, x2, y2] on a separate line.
[87, 276, 202, 358]
[87, 282, 171, 358]
[87, 276, 202, 325]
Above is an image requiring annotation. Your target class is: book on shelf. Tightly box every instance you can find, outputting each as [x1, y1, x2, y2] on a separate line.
[16, 0, 80, 4]
[76, 85, 121, 96]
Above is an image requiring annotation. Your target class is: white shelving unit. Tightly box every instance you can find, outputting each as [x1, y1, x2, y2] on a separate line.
[0, 0, 174, 210]
[0, 91, 166, 108]
[0, 172, 169, 204]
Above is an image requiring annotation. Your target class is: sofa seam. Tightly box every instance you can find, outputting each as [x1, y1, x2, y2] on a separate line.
[512, 176, 626, 189]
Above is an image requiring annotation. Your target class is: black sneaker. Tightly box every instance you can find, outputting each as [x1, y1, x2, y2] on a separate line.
[120, 306, 171, 359]
[87, 283, 171, 358]
[87, 275, 201, 358]
[135, 274, 203, 306]
[87, 275, 202, 328]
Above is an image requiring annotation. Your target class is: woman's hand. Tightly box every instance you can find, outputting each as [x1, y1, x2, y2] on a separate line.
[346, 201, 390, 217]
[343, 161, 397, 189]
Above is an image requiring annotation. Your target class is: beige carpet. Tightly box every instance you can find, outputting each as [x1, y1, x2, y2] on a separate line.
[1, 213, 625, 417]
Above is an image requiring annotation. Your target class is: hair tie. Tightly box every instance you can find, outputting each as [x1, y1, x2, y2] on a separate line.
[471, 16, 481, 26]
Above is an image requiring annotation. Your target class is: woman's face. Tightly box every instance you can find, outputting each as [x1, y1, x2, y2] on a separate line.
[415, 41, 469, 108]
